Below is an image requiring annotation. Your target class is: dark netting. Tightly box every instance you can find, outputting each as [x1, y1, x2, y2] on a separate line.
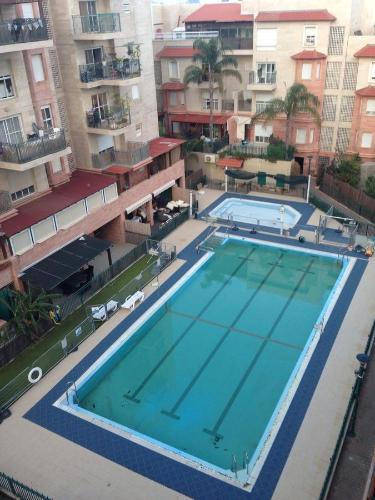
[225, 170, 258, 180]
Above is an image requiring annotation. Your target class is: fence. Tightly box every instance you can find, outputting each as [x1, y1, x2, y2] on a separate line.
[92, 142, 149, 169]
[0, 18, 48, 46]
[204, 176, 306, 198]
[0, 242, 177, 412]
[151, 208, 189, 241]
[0, 471, 51, 500]
[185, 169, 205, 190]
[320, 174, 375, 223]
[72, 13, 121, 35]
[319, 320, 375, 500]
[0, 130, 67, 164]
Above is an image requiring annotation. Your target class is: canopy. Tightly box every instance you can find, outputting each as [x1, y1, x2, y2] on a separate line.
[224, 170, 308, 184]
[21, 235, 111, 291]
[225, 170, 257, 180]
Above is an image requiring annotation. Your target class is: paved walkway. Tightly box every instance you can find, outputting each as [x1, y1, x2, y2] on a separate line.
[327, 333, 375, 500]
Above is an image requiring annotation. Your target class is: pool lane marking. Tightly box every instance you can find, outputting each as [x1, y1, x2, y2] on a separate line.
[161, 253, 286, 420]
[123, 247, 257, 403]
[166, 309, 302, 351]
[203, 258, 315, 439]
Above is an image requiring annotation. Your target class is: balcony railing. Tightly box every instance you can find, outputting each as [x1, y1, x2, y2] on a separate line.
[222, 99, 234, 112]
[238, 100, 252, 112]
[92, 142, 150, 169]
[72, 13, 121, 35]
[79, 58, 140, 83]
[86, 105, 131, 130]
[0, 130, 67, 164]
[222, 37, 253, 50]
[153, 30, 218, 40]
[0, 17, 48, 46]
[249, 71, 277, 85]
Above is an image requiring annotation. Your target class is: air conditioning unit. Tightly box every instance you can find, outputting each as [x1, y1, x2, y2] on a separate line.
[204, 154, 216, 163]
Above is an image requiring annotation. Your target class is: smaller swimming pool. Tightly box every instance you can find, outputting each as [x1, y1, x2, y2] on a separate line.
[209, 198, 301, 229]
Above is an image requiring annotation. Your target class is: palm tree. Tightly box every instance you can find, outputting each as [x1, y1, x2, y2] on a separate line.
[0, 288, 55, 342]
[184, 38, 242, 142]
[253, 83, 321, 158]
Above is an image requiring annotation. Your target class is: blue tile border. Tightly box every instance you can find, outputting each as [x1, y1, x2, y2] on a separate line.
[24, 228, 368, 500]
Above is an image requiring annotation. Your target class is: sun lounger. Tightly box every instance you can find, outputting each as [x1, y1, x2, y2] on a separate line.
[121, 290, 145, 311]
[91, 300, 118, 321]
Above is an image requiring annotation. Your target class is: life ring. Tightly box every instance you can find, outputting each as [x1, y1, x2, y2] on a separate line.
[28, 367, 42, 384]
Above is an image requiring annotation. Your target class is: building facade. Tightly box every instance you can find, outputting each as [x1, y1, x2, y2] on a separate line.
[153, 0, 375, 175]
[0, 0, 185, 294]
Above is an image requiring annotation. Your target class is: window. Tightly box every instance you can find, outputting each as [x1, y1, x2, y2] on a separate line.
[169, 91, 177, 106]
[91, 93, 108, 119]
[303, 26, 317, 47]
[131, 85, 140, 100]
[366, 99, 375, 115]
[11, 185, 34, 202]
[254, 124, 272, 143]
[0, 116, 23, 144]
[309, 129, 314, 143]
[301, 63, 312, 80]
[85, 47, 103, 64]
[256, 63, 276, 84]
[0, 74, 14, 99]
[122, 2, 131, 12]
[50, 158, 62, 173]
[369, 62, 375, 83]
[41, 105, 53, 129]
[202, 97, 219, 110]
[256, 28, 277, 50]
[136, 123, 142, 136]
[21, 3, 34, 18]
[168, 60, 179, 79]
[31, 54, 45, 82]
[361, 132, 372, 148]
[296, 128, 307, 144]
[172, 121, 181, 134]
[256, 101, 269, 113]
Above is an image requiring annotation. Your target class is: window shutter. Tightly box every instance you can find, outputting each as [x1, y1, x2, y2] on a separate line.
[256, 29, 277, 49]
[296, 129, 307, 144]
[361, 133, 372, 148]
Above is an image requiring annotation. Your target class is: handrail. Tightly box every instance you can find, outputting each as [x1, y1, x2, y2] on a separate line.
[153, 31, 219, 40]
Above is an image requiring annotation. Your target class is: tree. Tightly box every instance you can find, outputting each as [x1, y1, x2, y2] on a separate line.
[365, 176, 375, 198]
[331, 154, 361, 187]
[0, 288, 55, 342]
[253, 83, 320, 158]
[184, 38, 242, 142]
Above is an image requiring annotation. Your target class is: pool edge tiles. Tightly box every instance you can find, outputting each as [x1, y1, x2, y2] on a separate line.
[55, 236, 353, 490]
[23, 230, 368, 500]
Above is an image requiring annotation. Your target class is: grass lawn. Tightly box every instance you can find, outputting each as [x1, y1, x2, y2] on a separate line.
[0, 254, 155, 388]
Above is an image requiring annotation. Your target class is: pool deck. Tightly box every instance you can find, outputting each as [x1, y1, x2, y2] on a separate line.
[0, 190, 374, 500]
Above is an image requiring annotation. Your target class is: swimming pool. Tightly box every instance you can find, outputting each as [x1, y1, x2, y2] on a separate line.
[209, 198, 301, 229]
[60, 237, 352, 487]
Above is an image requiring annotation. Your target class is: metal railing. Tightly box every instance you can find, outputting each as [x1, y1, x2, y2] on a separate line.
[238, 99, 252, 112]
[92, 142, 150, 169]
[0, 471, 51, 500]
[79, 58, 140, 83]
[86, 105, 130, 130]
[222, 37, 253, 50]
[256, 102, 270, 113]
[72, 13, 121, 35]
[0, 18, 48, 46]
[222, 99, 234, 112]
[0, 130, 67, 164]
[226, 142, 268, 156]
[153, 30, 218, 40]
[249, 71, 277, 85]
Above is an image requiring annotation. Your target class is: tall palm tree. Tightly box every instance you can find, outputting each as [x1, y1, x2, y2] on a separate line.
[184, 38, 242, 142]
[253, 83, 321, 157]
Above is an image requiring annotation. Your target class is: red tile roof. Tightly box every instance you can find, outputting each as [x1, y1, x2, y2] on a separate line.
[184, 4, 253, 23]
[156, 47, 198, 58]
[2, 170, 115, 237]
[216, 157, 243, 169]
[292, 50, 327, 60]
[356, 86, 375, 97]
[170, 113, 230, 125]
[354, 45, 375, 58]
[162, 82, 185, 90]
[256, 10, 335, 22]
[149, 137, 185, 159]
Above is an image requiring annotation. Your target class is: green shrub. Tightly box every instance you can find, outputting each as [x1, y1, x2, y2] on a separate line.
[365, 175, 375, 198]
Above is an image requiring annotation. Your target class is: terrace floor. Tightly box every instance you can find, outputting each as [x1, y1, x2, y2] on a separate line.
[0, 190, 374, 500]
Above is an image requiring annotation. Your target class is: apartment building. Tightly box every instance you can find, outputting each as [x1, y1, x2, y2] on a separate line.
[153, 0, 375, 175]
[0, 0, 185, 294]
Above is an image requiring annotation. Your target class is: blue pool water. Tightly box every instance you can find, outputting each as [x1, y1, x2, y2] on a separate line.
[209, 198, 301, 228]
[75, 239, 345, 477]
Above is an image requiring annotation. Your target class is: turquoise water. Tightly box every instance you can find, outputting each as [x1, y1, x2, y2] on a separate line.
[77, 239, 342, 472]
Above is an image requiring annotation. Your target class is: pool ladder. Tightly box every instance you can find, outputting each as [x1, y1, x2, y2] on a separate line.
[337, 246, 350, 266]
[65, 380, 79, 405]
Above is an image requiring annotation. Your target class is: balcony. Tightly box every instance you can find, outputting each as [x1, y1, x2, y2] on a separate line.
[238, 100, 252, 112]
[0, 17, 51, 53]
[0, 130, 71, 171]
[222, 37, 253, 51]
[222, 99, 234, 112]
[153, 31, 218, 41]
[86, 105, 131, 135]
[79, 58, 141, 88]
[72, 13, 122, 40]
[92, 142, 150, 169]
[247, 71, 277, 91]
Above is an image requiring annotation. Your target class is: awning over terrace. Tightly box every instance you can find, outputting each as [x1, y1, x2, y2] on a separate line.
[125, 194, 152, 214]
[153, 180, 176, 197]
[21, 235, 111, 290]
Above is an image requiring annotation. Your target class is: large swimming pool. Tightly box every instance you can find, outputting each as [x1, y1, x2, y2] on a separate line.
[209, 198, 301, 229]
[62, 237, 351, 486]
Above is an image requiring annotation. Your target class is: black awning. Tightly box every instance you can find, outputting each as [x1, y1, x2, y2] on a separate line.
[21, 235, 112, 290]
